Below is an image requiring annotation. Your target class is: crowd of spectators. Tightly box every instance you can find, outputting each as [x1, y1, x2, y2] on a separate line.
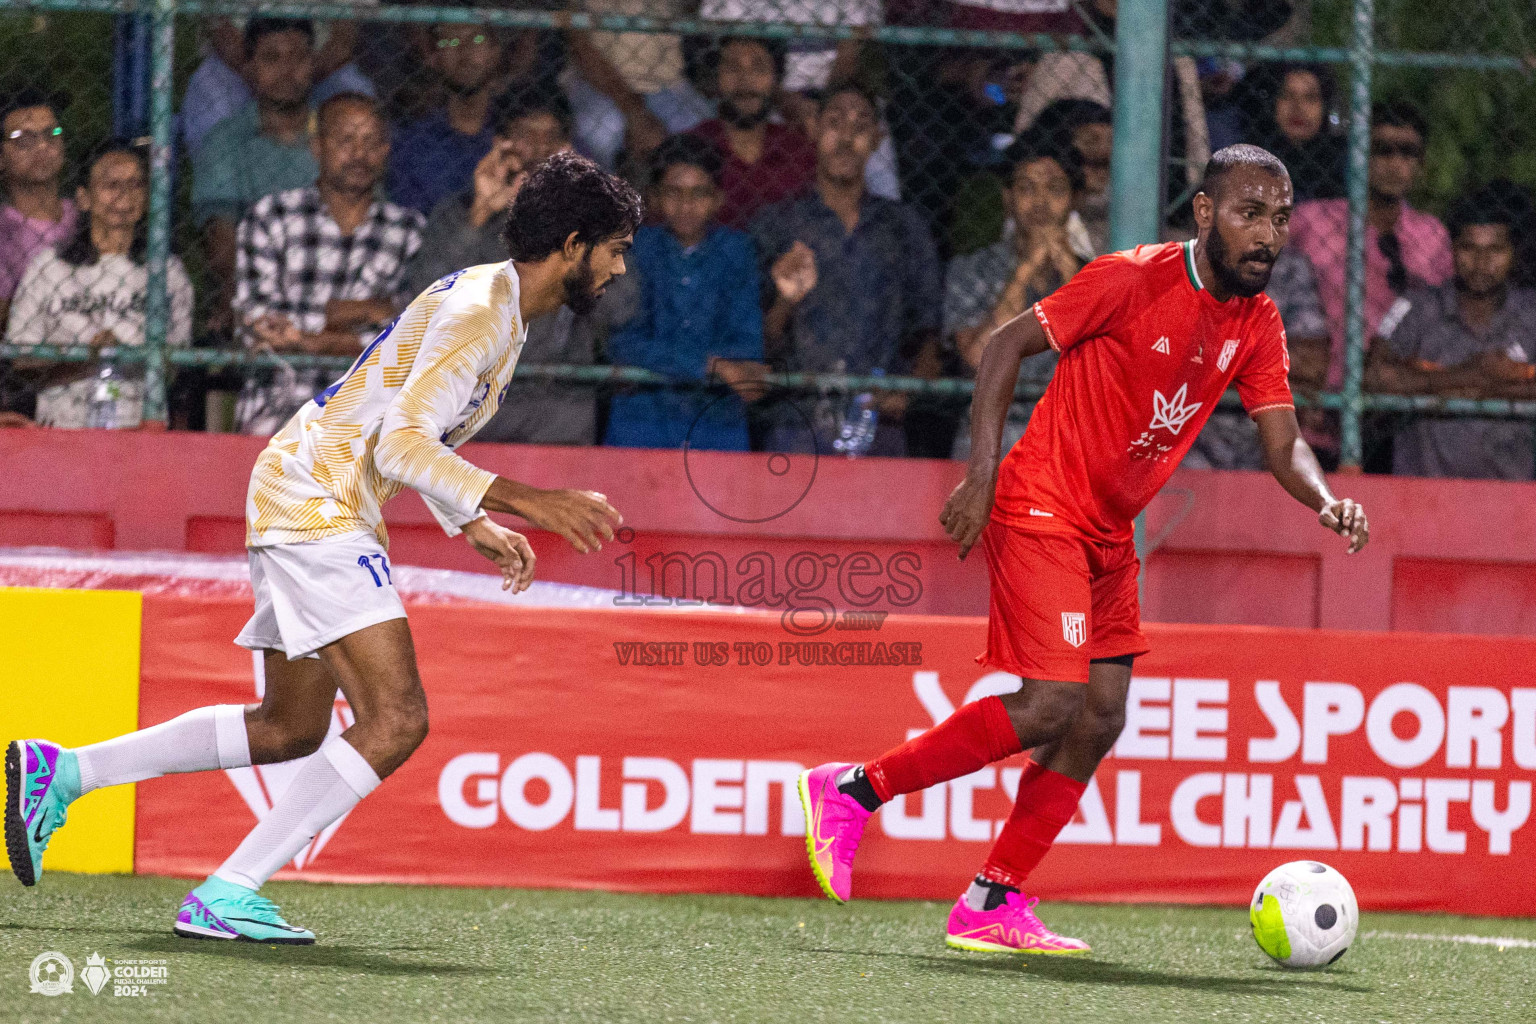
[0, 5, 1533, 482]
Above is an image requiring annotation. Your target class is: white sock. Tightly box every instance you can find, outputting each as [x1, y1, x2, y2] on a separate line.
[214, 736, 381, 891]
[75, 705, 251, 795]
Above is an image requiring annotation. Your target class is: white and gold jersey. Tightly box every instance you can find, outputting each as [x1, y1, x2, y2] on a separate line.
[245, 262, 526, 549]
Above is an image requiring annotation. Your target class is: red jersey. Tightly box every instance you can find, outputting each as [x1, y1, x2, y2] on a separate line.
[993, 240, 1293, 544]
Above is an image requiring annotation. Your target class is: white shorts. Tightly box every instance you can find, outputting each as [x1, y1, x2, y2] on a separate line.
[235, 533, 407, 661]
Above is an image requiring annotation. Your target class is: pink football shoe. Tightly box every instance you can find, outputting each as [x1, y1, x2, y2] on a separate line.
[945, 891, 1092, 955]
[797, 762, 872, 904]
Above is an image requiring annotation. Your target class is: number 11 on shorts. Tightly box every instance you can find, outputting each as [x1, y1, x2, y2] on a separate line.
[357, 553, 392, 587]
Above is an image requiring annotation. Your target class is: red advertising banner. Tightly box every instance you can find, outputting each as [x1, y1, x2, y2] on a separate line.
[135, 595, 1536, 916]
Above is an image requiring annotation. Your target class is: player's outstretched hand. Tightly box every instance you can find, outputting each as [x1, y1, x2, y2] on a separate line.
[1319, 498, 1369, 554]
[463, 517, 538, 593]
[515, 488, 623, 555]
[939, 472, 997, 561]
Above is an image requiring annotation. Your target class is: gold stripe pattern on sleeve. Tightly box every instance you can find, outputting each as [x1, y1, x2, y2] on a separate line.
[243, 262, 521, 549]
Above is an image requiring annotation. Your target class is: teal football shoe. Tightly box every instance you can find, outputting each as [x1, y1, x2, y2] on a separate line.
[174, 876, 316, 944]
[5, 739, 81, 886]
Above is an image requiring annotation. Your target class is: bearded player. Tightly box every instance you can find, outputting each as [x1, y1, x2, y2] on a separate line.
[798, 144, 1369, 954]
[7, 153, 638, 943]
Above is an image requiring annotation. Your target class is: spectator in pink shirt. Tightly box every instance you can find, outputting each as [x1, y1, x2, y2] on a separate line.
[1289, 100, 1452, 392]
[0, 89, 77, 330]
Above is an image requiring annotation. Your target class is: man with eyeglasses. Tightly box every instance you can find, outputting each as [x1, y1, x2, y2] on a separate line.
[1288, 100, 1452, 426]
[388, 24, 507, 216]
[0, 90, 75, 426]
[0, 91, 74, 334]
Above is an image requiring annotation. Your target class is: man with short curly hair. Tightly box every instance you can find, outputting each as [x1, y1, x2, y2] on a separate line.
[8, 152, 640, 946]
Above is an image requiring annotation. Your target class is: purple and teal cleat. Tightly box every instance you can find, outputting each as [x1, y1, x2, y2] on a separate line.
[797, 762, 872, 904]
[945, 891, 1092, 955]
[174, 876, 315, 944]
[5, 739, 81, 886]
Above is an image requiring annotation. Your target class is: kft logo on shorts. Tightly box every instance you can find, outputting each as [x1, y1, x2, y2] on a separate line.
[1061, 612, 1087, 648]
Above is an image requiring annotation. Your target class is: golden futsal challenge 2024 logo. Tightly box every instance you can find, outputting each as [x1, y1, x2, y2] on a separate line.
[29, 950, 167, 997]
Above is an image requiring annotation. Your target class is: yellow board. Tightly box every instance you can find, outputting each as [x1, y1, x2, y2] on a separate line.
[0, 587, 141, 875]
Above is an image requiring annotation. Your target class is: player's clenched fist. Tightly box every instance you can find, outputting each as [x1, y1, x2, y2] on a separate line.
[513, 487, 623, 555]
[939, 472, 997, 561]
[463, 517, 537, 593]
[1319, 498, 1369, 554]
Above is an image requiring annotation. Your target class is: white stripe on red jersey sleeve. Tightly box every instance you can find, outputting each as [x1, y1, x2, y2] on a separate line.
[1030, 252, 1139, 355]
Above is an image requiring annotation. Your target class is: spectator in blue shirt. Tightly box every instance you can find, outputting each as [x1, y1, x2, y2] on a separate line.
[387, 23, 507, 215]
[604, 134, 766, 451]
[750, 82, 943, 457]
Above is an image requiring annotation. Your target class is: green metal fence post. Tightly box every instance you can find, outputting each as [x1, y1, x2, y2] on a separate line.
[1109, 0, 1167, 579]
[141, 0, 175, 427]
[1340, 0, 1374, 470]
[1107, 0, 1168, 252]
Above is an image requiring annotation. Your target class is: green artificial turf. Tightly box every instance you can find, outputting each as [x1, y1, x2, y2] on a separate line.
[3, 873, 1533, 1023]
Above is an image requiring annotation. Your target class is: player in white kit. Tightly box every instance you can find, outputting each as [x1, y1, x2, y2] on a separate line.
[6, 153, 640, 943]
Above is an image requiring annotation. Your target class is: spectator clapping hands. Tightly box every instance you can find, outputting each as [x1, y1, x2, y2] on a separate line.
[1022, 223, 1080, 286]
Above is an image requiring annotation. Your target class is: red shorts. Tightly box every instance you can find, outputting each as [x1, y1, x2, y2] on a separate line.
[978, 519, 1150, 684]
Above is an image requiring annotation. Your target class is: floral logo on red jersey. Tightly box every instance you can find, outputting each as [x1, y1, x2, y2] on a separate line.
[1148, 384, 1203, 435]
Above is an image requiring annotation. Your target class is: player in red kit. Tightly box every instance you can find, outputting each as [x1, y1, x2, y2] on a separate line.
[797, 145, 1369, 954]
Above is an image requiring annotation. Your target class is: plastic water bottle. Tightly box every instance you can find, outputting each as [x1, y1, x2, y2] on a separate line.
[813, 359, 846, 450]
[834, 367, 882, 457]
[86, 362, 123, 430]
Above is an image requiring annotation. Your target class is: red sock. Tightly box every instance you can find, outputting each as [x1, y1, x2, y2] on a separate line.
[980, 759, 1087, 888]
[865, 696, 1022, 803]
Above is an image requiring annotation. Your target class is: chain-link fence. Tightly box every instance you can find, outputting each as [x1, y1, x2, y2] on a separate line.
[0, 0, 1532, 475]
[1176, 0, 1536, 476]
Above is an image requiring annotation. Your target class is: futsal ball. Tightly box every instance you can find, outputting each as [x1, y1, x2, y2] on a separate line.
[1249, 860, 1358, 969]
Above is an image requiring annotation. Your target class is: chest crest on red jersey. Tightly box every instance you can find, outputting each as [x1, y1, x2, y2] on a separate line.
[1217, 338, 1241, 372]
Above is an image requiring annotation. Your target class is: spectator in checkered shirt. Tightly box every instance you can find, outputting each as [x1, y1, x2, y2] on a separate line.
[232, 93, 424, 436]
